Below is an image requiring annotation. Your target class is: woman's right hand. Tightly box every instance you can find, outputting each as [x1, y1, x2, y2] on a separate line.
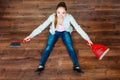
[23, 36, 32, 42]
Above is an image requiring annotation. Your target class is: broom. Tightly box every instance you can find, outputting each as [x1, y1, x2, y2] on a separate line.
[10, 38, 31, 46]
[10, 40, 24, 46]
[85, 40, 110, 60]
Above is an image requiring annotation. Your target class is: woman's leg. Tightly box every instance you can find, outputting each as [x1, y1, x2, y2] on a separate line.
[61, 31, 80, 67]
[39, 33, 59, 66]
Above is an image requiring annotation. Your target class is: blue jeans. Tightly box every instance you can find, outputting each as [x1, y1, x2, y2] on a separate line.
[39, 31, 80, 67]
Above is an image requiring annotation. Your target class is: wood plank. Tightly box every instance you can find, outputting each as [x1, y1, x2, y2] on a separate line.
[0, 0, 120, 80]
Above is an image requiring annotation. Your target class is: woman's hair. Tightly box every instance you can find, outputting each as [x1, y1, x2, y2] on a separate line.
[56, 2, 67, 11]
[54, 2, 67, 27]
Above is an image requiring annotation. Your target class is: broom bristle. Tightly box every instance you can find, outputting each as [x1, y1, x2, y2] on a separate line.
[10, 42, 21, 46]
[10, 40, 24, 46]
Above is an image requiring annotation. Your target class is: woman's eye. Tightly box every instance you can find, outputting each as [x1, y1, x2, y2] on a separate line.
[57, 12, 60, 14]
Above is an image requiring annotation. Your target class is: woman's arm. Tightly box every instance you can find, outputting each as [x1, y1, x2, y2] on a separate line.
[29, 14, 53, 38]
[24, 14, 53, 42]
[69, 14, 93, 45]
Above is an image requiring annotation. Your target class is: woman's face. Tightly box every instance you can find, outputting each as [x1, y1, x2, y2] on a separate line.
[56, 7, 66, 19]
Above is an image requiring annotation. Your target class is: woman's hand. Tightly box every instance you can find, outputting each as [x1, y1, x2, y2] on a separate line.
[86, 40, 93, 46]
[23, 36, 32, 42]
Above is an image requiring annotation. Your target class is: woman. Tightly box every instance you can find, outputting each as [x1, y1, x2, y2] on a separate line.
[24, 2, 93, 74]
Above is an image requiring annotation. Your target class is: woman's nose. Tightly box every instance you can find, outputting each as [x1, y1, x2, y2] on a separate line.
[60, 14, 63, 16]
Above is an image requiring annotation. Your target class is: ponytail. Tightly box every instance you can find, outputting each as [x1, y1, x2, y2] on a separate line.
[54, 14, 57, 28]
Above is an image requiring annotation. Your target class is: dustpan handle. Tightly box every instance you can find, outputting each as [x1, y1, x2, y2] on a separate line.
[84, 40, 93, 47]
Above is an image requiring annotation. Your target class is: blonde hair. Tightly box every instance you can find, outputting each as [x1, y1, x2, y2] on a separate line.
[54, 14, 57, 28]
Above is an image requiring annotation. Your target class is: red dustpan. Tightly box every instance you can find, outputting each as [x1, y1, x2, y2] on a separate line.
[85, 41, 110, 60]
[90, 44, 110, 60]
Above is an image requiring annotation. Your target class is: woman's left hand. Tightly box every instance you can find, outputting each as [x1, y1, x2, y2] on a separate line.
[86, 40, 93, 46]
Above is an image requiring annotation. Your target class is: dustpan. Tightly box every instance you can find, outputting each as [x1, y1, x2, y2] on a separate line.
[90, 44, 110, 60]
[85, 41, 110, 60]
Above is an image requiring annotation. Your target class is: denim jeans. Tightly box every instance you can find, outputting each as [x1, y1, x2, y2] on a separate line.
[39, 31, 80, 67]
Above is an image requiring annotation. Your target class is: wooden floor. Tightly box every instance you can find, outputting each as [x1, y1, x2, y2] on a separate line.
[0, 0, 120, 80]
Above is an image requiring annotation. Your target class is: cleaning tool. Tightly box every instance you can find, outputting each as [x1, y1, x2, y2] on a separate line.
[85, 40, 110, 60]
[10, 40, 24, 46]
[10, 38, 31, 46]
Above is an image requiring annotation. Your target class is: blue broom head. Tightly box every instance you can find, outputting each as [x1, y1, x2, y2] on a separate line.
[10, 42, 21, 46]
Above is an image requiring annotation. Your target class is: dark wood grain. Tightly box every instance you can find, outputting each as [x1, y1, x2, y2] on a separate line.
[0, 0, 120, 80]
